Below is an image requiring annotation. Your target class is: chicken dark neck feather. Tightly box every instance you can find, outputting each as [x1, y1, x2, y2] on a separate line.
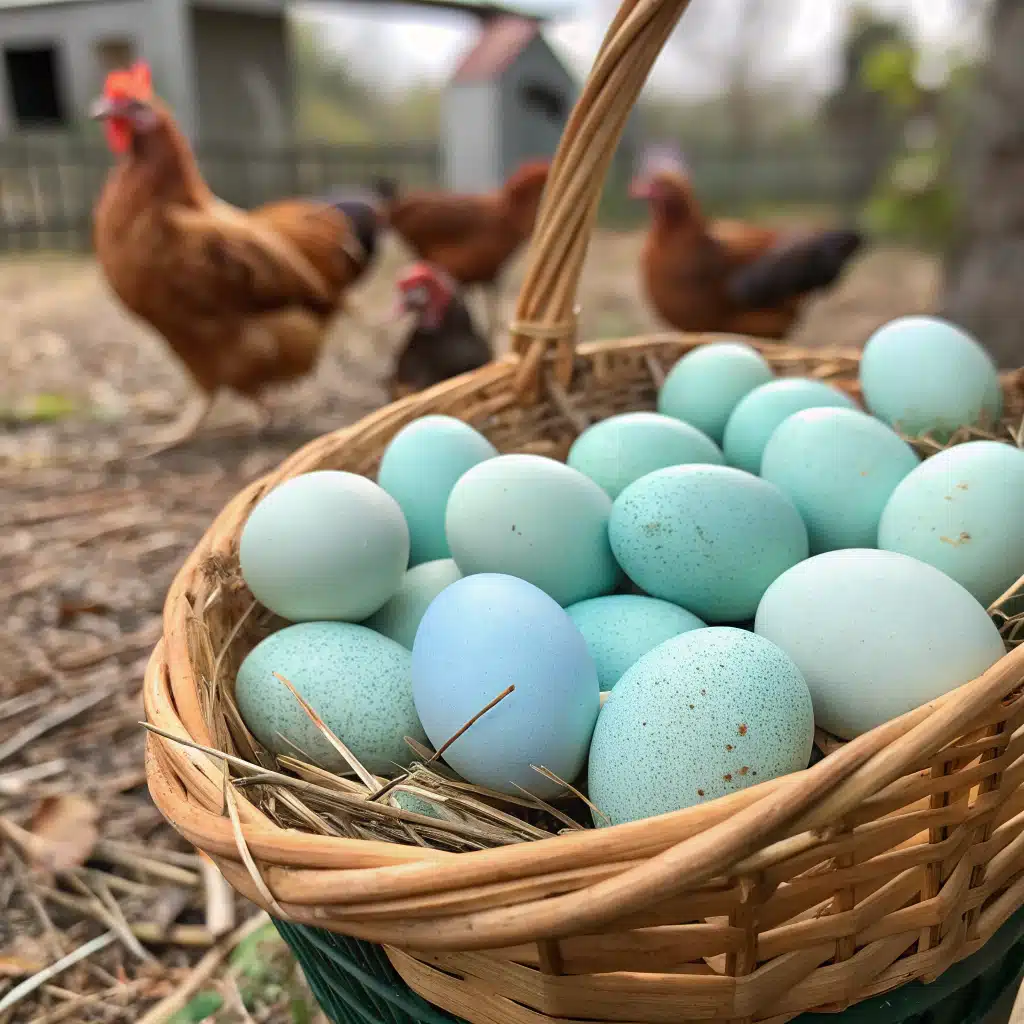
[121, 106, 212, 208]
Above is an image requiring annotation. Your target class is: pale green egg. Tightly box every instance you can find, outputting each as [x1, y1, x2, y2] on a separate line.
[658, 341, 774, 443]
[860, 316, 1002, 438]
[364, 559, 463, 649]
[378, 416, 497, 565]
[566, 594, 706, 691]
[760, 407, 920, 553]
[445, 454, 620, 607]
[588, 628, 813, 826]
[755, 549, 1006, 738]
[239, 471, 409, 622]
[878, 441, 1024, 606]
[567, 412, 723, 499]
[722, 378, 858, 475]
[235, 621, 426, 775]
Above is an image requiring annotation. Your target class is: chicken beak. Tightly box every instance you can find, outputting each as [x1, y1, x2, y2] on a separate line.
[89, 96, 116, 120]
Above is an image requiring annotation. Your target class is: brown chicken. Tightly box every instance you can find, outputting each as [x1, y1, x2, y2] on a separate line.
[388, 262, 493, 401]
[630, 164, 863, 339]
[90, 62, 380, 454]
[375, 161, 550, 337]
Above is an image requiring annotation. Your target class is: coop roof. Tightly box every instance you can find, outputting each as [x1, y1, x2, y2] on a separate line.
[452, 15, 540, 83]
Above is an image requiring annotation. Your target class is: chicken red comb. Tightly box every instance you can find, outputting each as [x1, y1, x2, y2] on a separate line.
[103, 61, 153, 102]
[397, 262, 453, 291]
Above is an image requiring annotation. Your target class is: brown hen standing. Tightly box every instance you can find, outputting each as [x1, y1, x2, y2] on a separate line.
[376, 161, 549, 339]
[90, 62, 381, 454]
[631, 158, 863, 339]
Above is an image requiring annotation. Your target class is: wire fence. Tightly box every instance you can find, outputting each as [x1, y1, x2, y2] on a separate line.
[0, 134, 863, 253]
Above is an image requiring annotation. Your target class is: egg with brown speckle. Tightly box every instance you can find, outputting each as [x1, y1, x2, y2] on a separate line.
[587, 627, 814, 825]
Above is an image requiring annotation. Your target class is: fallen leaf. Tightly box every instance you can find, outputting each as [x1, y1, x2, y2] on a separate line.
[0, 955, 44, 978]
[0, 794, 100, 873]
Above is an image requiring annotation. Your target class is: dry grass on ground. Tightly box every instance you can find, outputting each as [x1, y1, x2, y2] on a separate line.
[0, 231, 939, 1023]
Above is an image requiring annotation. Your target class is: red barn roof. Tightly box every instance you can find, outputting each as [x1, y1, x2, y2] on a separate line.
[451, 15, 540, 83]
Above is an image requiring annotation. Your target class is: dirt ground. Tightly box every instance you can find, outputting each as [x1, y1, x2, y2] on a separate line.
[0, 232, 940, 1023]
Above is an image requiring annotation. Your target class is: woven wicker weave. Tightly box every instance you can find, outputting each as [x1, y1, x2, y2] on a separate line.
[144, 0, 1024, 1021]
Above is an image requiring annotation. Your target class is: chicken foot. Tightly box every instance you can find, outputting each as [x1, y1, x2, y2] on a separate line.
[132, 391, 216, 458]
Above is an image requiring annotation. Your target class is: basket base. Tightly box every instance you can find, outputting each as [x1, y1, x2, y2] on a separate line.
[276, 907, 1024, 1024]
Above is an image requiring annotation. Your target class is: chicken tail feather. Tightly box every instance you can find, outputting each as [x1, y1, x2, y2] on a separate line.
[727, 228, 863, 310]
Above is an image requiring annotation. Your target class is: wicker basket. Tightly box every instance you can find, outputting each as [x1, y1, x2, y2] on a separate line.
[144, 0, 1024, 1020]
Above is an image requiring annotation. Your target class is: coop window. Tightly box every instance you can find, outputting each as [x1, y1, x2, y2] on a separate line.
[3, 45, 66, 128]
[519, 81, 566, 122]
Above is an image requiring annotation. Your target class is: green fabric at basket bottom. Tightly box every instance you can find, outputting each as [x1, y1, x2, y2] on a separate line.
[275, 906, 1024, 1024]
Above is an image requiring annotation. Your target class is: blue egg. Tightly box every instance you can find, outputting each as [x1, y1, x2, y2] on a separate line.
[378, 416, 497, 565]
[445, 454, 619, 607]
[239, 471, 409, 622]
[722, 378, 858, 474]
[364, 559, 463, 649]
[566, 594, 706, 691]
[609, 465, 808, 623]
[879, 441, 1024, 606]
[760, 407, 920, 553]
[236, 621, 425, 775]
[658, 341, 774, 443]
[860, 316, 1002, 438]
[412, 574, 600, 797]
[588, 628, 814, 825]
[567, 412, 723, 499]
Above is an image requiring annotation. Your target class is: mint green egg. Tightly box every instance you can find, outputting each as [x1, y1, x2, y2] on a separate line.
[588, 628, 813, 825]
[445, 454, 620, 607]
[760, 407, 920, 553]
[723, 378, 858, 475]
[235, 621, 426, 775]
[658, 341, 774, 443]
[860, 316, 1002, 438]
[364, 559, 463, 649]
[567, 412, 723, 499]
[378, 416, 497, 565]
[566, 594, 706, 690]
[879, 441, 1024, 606]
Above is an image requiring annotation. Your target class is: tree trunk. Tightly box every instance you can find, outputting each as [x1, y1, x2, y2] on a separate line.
[941, 0, 1024, 369]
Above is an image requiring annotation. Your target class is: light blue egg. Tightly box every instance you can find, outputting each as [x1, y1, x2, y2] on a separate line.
[609, 465, 808, 623]
[658, 341, 774, 443]
[567, 412, 723, 499]
[588, 628, 813, 826]
[364, 559, 463, 650]
[566, 594, 706, 691]
[378, 416, 497, 565]
[878, 441, 1024, 606]
[412, 574, 599, 797]
[235, 621, 426, 775]
[445, 454, 620, 607]
[722, 378, 858, 474]
[860, 316, 1002, 438]
[239, 471, 409, 622]
[755, 549, 1006, 738]
[760, 407, 920, 553]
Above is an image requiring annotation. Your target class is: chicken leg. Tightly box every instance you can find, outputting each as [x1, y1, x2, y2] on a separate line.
[133, 391, 216, 458]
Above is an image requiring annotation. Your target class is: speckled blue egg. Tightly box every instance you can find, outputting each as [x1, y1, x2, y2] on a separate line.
[755, 549, 1007, 739]
[567, 412, 723, 499]
[587, 628, 813, 825]
[658, 341, 774, 443]
[722, 378, 858, 474]
[609, 465, 808, 622]
[760, 407, 920, 553]
[412, 573, 600, 797]
[235, 621, 425, 775]
[364, 559, 463, 649]
[239, 471, 409, 622]
[878, 441, 1024, 606]
[377, 416, 497, 565]
[860, 316, 1002, 438]
[566, 595, 706, 691]
[445, 454, 620, 607]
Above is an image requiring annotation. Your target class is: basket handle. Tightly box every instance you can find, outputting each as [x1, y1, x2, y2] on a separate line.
[508, 0, 696, 399]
